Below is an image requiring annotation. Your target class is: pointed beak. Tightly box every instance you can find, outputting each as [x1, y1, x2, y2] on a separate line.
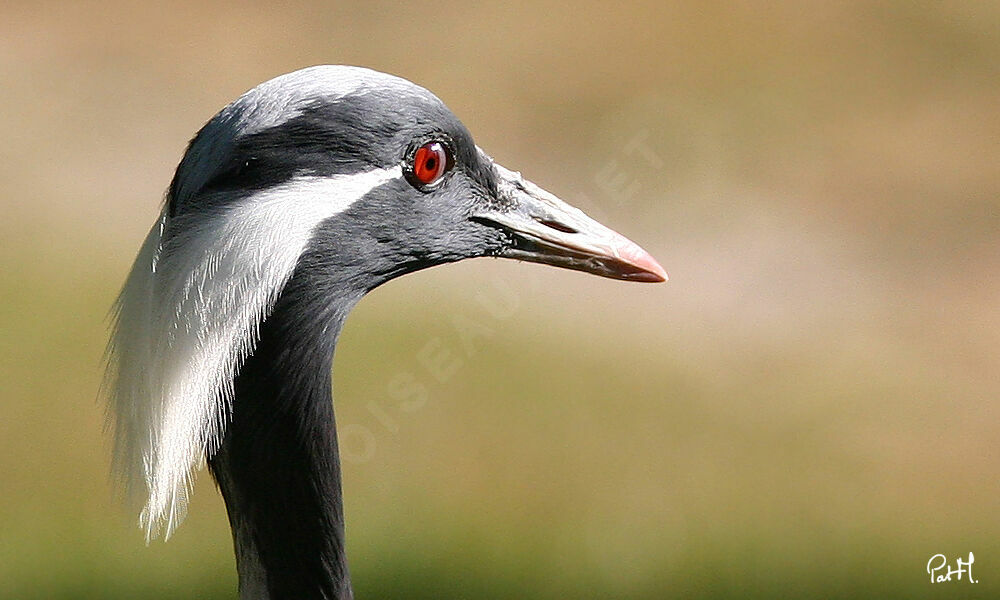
[473, 163, 667, 283]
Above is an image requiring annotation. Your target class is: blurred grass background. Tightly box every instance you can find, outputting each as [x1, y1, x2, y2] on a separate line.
[1, 1, 998, 598]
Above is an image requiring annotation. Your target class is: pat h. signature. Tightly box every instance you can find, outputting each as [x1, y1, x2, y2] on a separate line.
[927, 552, 977, 583]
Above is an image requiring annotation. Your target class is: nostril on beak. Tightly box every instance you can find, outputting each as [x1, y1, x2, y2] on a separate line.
[537, 219, 578, 234]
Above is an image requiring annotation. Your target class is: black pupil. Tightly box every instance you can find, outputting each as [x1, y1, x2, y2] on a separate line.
[425, 156, 436, 170]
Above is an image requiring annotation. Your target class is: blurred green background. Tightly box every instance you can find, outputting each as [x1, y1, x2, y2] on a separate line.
[1, 1, 998, 598]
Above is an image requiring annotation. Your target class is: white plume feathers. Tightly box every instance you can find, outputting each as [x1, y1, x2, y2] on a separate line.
[106, 169, 402, 541]
[105, 65, 422, 541]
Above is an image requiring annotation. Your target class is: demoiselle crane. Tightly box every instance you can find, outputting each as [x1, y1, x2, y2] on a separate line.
[106, 65, 666, 599]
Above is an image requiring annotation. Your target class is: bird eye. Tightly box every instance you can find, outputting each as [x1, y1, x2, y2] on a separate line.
[409, 141, 452, 188]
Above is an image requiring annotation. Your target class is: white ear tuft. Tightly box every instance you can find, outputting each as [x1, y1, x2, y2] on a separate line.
[105, 167, 402, 540]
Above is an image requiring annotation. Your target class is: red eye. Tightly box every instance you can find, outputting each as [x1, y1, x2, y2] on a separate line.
[411, 141, 451, 187]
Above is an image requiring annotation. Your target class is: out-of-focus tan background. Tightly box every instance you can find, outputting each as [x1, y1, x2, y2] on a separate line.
[1, 2, 998, 598]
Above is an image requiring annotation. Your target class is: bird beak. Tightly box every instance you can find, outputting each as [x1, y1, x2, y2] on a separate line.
[473, 163, 667, 283]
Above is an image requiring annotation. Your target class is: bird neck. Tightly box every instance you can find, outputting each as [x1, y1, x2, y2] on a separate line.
[209, 271, 363, 600]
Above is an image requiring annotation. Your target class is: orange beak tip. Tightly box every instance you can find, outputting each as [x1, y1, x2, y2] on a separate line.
[617, 240, 668, 283]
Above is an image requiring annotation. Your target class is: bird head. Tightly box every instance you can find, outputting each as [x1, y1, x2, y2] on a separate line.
[109, 65, 665, 539]
[168, 65, 665, 291]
